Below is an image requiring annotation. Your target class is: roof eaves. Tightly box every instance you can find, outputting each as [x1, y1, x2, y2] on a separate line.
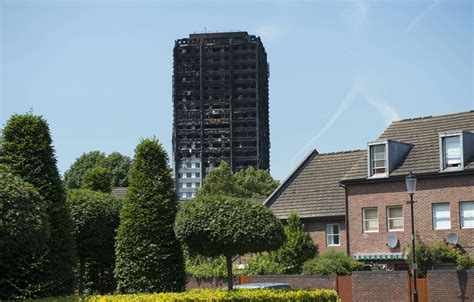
[264, 149, 318, 207]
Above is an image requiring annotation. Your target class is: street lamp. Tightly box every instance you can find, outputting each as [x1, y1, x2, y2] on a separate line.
[405, 170, 418, 302]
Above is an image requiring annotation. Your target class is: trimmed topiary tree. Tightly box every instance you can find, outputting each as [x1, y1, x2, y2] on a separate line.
[175, 195, 286, 289]
[114, 138, 186, 293]
[81, 167, 112, 193]
[0, 113, 76, 297]
[66, 189, 122, 294]
[0, 171, 49, 300]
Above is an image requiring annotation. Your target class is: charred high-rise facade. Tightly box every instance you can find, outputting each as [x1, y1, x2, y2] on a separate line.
[172, 31, 270, 199]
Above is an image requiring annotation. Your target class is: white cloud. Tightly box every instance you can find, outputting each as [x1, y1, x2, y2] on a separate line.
[407, 0, 441, 32]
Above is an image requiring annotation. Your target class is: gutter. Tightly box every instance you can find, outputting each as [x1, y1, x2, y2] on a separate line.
[340, 169, 474, 185]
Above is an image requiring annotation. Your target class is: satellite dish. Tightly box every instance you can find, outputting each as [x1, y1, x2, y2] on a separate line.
[387, 235, 398, 248]
[446, 232, 459, 245]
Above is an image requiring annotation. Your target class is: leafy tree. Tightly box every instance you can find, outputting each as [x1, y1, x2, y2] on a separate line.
[407, 238, 474, 277]
[64, 151, 107, 189]
[234, 166, 280, 199]
[246, 212, 317, 275]
[185, 255, 228, 278]
[0, 172, 49, 300]
[197, 160, 279, 199]
[302, 250, 363, 276]
[64, 151, 131, 189]
[175, 195, 286, 289]
[0, 113, 76, 297]
[66, 189, 122, 294]
[104, 152, 131, 187]
[81, 167, 112, 193]
[114, 138, 185, 293]
[198, 161, 237, 197]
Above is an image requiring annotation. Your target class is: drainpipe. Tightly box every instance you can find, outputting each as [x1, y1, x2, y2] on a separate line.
[340, 183, 350, 256]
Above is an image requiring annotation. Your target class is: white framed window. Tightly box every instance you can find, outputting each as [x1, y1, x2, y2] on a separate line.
[370, 144, 387, 176]
[363, 208, 379, 232]
[387, 206, 404, 231]
[460, 202, 474, 229]
[326, 224, 340, 246]
[180, 192, 187, 199]
[186, 173, 192, 178]
[186, 182, 192, 188]
[441, 135, 462, 169]
[433, 203, 451, 230]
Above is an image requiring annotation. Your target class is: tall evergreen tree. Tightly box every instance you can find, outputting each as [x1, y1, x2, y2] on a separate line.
[0, 113, 76, 297]
[114, 138, 185, 293]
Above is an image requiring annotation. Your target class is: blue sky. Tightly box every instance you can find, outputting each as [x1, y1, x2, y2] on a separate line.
[1, 0, 473, 181]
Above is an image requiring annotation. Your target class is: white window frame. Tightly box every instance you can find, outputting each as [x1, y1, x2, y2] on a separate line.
[363, 207, 379, 233]
[326, 224, 340, 246]
[439, 133, 464, 171]
[432, 203, 451, 230]
[387, 206, 404, 232]
[368, 142, 388, 177]
[460, 201, 474, 229]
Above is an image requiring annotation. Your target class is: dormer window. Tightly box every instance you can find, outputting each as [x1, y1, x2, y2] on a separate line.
[441, 135, 462, 169]
[370, 144, 387, 176]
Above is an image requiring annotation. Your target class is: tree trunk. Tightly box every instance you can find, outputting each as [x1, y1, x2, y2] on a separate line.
[226, 254, 233, 290]
[78, 258, 85, 295]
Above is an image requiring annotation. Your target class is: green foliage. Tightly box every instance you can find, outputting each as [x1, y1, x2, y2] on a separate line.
[81, 167, 112, 193]
[175, 195, 286, 258]
[175, 194, 285, 289]
[105, 152, 132, 187]
[64, 151, 106, 189]
[246, 212, 317, 275]
[64, 151, 131, 189]
[0, 113, 76, 297]
[407, 239, 474, 277]
[302, 250, 363, 276]
[234, 166, 280, 199]
[114, 138, 185, 293]
[66, 189, 122, 294]
[0, 172, 50, 300]
[197, 160, 279, 199]
[185, 255, 228, 278]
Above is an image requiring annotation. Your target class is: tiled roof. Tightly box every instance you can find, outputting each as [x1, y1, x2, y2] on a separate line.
[342, 110, 474, 181]
[111, 187, 127, 198]
[265, 150, 363, 219]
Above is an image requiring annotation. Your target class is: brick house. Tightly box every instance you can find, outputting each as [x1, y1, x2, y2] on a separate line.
[264, 149, 363, 253]
[341, 111, 474, 268]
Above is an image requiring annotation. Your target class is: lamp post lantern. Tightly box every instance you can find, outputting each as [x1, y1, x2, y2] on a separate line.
[405, 171, 418, 302]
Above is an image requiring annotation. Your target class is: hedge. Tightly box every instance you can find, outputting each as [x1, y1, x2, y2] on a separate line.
[33, 289, 338, 302]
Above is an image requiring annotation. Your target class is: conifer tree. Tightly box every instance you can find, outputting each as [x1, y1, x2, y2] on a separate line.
[0, 113, 76, 297]
[114, 138, 185, 293]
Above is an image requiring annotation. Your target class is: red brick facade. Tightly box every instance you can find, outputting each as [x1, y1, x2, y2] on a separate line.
[347, 175, 474, 257]
[303, 219, 347, 254]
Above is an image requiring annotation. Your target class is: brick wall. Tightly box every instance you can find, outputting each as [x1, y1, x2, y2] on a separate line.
[303, 219, 347, 254]
[186, 276, 239, 289]
[347, 175, 474, 256]
[428, 270, 474, 302]
[352, 271, 409, 302]
[251, 274, 336, 289]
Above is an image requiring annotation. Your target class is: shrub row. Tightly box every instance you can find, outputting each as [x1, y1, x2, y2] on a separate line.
[39, 289, 338, 302]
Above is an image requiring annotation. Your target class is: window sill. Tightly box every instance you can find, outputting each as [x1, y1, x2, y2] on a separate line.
[327, 244, 341, 247]
[388, 229, 404, 232]
[363, 230, 379, 233]
[440, 167, 464, 173]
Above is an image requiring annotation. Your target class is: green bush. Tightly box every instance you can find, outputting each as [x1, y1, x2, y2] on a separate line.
[37, 289, 338, 302]
[246, 212, 317, 275]
[302, 250, 363, 276]
[0, 172, 49, 300]
[185, 255, 228, 278]
[66, 189, 122, 294]
[81, 167, 112, 193]
[175, 195, 286, 289]
[0, 113, 76, 297]
[407, 239, 474, 277]
[114, 138, 185, 293]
